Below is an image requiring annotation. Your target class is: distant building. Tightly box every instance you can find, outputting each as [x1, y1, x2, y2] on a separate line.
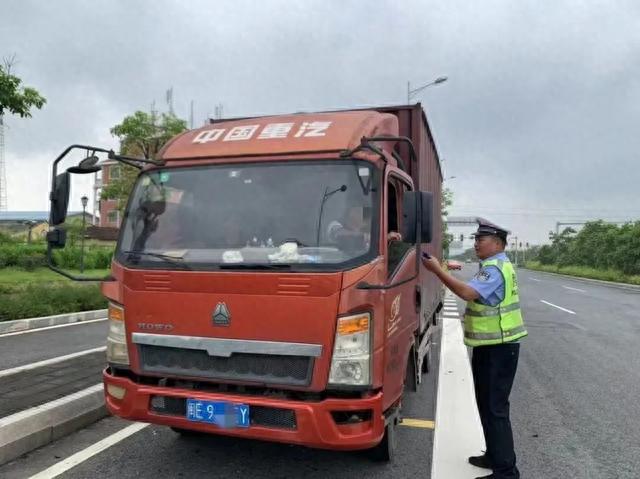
[0, 211, 95, 242]
[94, 160, 122, 228]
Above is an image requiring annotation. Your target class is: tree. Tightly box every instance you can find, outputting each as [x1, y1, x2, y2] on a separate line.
[441, 187, 454, 257]
[0, 57, 46, 118]
[101, 111, 187, 210]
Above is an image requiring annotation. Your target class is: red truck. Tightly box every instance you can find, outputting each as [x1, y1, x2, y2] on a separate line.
[47, 104, 443, 461]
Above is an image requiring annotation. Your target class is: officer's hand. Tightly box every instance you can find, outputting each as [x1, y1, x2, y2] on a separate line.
[421, 254, 441, 273]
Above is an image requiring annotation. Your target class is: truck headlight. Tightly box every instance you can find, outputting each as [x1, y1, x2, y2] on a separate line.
[328, 312, 371, 387]
[107, 302, 129, 365]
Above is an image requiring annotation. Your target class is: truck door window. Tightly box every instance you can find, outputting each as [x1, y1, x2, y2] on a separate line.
[387, 177, 413, 278]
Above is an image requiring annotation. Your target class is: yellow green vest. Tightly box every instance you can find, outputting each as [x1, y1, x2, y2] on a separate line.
[464, 258, 527, 347]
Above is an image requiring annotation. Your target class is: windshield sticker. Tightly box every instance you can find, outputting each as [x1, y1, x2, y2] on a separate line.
[159, 171, 170, 183]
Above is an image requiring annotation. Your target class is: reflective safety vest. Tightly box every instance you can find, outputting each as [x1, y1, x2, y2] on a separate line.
[464, 258, 528, 347]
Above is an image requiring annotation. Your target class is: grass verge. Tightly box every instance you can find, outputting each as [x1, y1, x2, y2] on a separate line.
[524, 261, 640, 286]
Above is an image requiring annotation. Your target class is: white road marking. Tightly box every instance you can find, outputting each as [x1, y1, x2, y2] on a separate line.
[28, 422, 150, 479]
[0, 346, 106, 378]
[0, 318, 107, 338]
[540, 300, 576, 315]
[529, 278, 542, 282]
[432, 309, 485, 478]
[562, 285, 586, 293]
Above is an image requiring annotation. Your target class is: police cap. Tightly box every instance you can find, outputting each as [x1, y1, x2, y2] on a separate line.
[472, 219, 510, 241]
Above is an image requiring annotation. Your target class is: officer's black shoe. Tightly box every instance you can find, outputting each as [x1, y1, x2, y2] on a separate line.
[468, 454, 492, 469]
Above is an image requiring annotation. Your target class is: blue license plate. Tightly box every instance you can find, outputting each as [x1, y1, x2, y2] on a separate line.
[186, 399, 250, 428]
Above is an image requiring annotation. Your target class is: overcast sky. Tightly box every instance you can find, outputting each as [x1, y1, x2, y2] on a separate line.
[2, 0, 639, 245]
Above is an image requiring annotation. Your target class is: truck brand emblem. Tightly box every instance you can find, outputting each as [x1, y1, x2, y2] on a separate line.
[213, 302, 231, 326]
[387, 294, 402, 336]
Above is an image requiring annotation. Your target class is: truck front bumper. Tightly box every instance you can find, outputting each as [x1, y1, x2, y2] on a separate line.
[103, 369, 385, 450]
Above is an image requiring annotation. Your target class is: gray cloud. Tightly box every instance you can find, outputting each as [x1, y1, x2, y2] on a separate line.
[2, 0, 639, 243]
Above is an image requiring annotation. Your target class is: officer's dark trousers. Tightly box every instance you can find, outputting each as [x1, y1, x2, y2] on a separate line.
[472, 342, 520, 479]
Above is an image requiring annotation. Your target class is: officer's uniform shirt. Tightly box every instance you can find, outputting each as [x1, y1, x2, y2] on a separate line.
[466, 252, 508, 307]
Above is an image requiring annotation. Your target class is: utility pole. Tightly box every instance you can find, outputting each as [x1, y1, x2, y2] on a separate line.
[166, 87, 174, 115]
[0, 114, 7, 211]
[512, 236, 519, 267]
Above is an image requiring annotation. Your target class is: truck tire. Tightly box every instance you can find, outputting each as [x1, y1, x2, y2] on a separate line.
[422, 346, 432, 374]
[368, 417, 398, 462]
[405, 348, 418, 392]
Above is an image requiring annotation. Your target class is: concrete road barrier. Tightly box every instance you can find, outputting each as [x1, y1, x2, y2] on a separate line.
[0, 309, 107, 335]
[0, 384, 107, 465]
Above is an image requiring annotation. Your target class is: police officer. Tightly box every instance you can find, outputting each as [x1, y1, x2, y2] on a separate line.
[422, 220, 527, 479]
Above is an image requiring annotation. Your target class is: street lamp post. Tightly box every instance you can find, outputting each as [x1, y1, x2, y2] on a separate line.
[407, 76, 448, 103]
[80, 195, 88, 273]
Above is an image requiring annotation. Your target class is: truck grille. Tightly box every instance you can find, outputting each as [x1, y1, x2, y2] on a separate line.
[150, 395, 297, 430]
[138, 344, 314, 386]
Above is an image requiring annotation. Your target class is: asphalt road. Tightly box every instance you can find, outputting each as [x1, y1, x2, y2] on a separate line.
[0, 320, 108, 370]
[0, 323, 441, 478]
[5, 263, 638, 478]
[453, 264, 640, 479]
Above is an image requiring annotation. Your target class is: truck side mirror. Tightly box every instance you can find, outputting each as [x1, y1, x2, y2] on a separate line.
[51, 172, 71, 226]
[46, 228, 67, 249]
[402, 191, 433, 244]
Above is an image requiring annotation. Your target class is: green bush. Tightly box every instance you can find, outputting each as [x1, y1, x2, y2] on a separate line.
[16, 255, 45, 271]
[0, 283, 108, 321]
[528, 221, 640, 275]
[51, 246, 113, 270]
[0, 244, 47, 268]
[0, 243, 114, 271]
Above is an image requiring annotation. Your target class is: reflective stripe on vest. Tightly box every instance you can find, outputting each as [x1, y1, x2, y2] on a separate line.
[463, 258, 527, 347]
[465, 301, 521, 317]
[464, 324, 527, 340]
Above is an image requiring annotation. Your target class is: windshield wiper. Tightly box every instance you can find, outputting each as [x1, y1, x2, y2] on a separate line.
[121, 250, 192, 270]
[218, 263, 292, 270]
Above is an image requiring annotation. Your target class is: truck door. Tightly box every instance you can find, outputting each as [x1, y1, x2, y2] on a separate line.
[382, 174, 418, 410]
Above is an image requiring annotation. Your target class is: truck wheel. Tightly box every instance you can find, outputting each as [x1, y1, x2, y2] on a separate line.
[368, 417, 398, 462]
[422, 346, 432, 374]
[405, 348, 418, 392]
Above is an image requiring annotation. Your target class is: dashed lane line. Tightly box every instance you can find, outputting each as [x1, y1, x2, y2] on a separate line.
[540, 300, 576, 315]
[562, 285, 586, 293]
[0, 346, 106, 378]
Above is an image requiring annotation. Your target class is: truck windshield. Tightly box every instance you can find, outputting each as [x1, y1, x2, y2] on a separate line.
[116, 160, 379, 270]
